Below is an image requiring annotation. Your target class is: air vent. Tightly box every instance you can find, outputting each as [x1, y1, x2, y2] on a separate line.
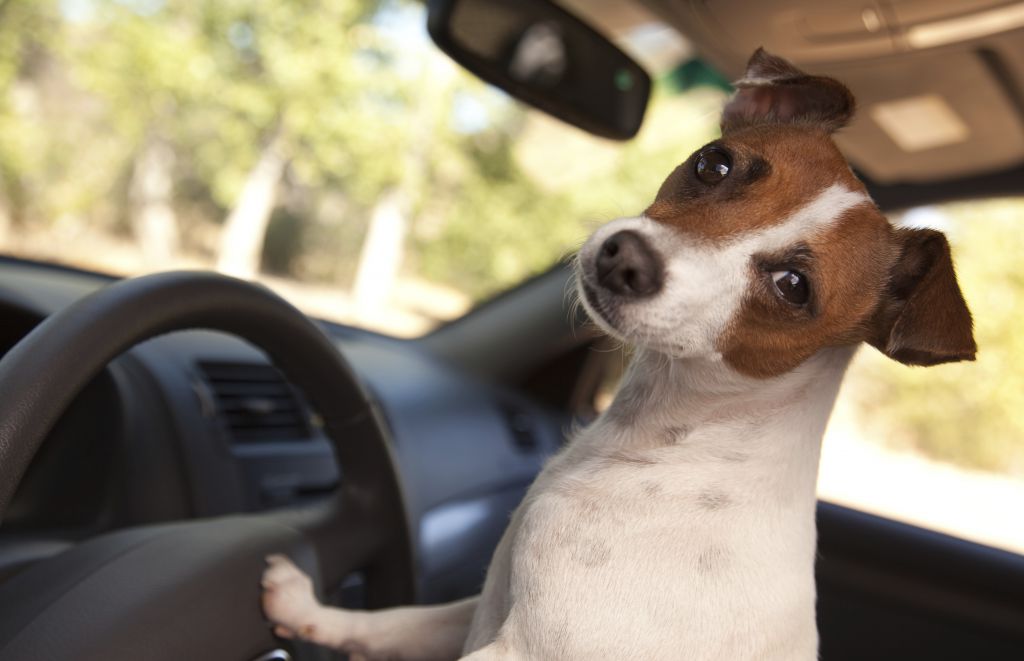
[198, 362, 312, 443]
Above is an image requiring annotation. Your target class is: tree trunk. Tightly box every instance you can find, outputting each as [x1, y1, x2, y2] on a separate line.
[129, 136, 179, 268]
[349, 56, 454, 320]
[352, 189, 408, 317]
[216, 127, 287, 278]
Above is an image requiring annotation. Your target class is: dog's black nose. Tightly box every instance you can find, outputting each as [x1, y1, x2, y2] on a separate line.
[595, 230, 663, 297]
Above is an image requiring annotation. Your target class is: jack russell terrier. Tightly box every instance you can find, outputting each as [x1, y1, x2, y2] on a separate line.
[261, 48, 976, 661]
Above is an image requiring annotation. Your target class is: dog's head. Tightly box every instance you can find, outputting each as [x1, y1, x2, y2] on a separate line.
[578, 49, 976, 378]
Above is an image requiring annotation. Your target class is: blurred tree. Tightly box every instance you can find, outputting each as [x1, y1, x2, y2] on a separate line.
[414, 87, 726, 298]
[0, 0, 65, 236]
[129, 135, 178, 267]
[67, 0, 399, 277]
[1, 0, 723, 300]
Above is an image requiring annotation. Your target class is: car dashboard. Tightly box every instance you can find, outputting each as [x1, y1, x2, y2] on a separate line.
[0, 257, 563, 604]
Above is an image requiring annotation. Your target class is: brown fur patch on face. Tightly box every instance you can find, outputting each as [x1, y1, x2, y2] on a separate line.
[720, 203, 896, 378]
[644, 121, 899, 379]
[645, 126, 854, 245]
[644, 122, 952, 378]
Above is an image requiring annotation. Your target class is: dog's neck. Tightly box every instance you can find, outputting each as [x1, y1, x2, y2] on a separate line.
[582, 345, 857, 507]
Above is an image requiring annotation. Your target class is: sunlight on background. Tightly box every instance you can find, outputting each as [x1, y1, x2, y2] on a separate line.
[0, 0, 1021, 554]
[821, 200, 1024, 554]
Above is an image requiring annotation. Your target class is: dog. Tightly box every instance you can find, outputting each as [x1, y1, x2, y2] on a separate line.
[261, 48, 976, 661]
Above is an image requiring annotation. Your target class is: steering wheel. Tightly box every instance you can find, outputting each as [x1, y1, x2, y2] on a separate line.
[0, 272, 415, 660]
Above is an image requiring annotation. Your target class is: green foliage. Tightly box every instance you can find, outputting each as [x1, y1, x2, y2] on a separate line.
[0, 0, 725, 298]
[0, 1, 86, 224]
[849, 199, 1024, 475]
[68, 0, 392, 206]
[412, 88, 725, 298]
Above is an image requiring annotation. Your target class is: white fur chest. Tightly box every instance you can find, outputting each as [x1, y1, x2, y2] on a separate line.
[469, 350, 853, 660]
[494, 444, 816, 659]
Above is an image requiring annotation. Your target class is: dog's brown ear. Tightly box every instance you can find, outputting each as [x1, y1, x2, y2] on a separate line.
[722, 48, 855, 134]
[869, 227, 976, 366]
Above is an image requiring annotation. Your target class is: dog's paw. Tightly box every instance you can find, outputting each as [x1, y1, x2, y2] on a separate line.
[261, 554, 323, 640]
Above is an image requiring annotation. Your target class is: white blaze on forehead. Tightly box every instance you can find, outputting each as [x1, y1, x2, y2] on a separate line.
[669, 181, 871, 355]
[578, 182, 872, 359]
[751, 182, 871, 253]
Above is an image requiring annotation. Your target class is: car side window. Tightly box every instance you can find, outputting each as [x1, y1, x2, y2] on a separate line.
[819, 200, 1024, 555]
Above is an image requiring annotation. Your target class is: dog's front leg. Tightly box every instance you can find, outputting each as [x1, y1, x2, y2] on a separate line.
[261, 554, 477, 661]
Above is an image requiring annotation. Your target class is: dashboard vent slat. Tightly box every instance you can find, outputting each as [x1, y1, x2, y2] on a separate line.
[198, 361, 312, 443]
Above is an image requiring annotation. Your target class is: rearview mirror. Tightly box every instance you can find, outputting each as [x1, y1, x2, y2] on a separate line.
[427, 0, 651, 140]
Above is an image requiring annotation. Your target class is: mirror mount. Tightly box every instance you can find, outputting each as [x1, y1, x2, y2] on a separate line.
[427, 0, 651, 140]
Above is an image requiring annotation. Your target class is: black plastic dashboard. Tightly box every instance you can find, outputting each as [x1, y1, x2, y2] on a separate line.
[0, 257, 563, 603]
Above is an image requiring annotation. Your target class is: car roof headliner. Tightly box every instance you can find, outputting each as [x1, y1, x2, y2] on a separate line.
[567, 0, 1024, 209]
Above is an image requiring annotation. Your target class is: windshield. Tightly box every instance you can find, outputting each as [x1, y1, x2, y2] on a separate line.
[0, 0, 720, 336]
[5, 0, 1024, 556]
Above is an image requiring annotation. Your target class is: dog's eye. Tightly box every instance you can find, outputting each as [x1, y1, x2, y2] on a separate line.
[695, 149, 731, 184]
[771, 270, 809, 305]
